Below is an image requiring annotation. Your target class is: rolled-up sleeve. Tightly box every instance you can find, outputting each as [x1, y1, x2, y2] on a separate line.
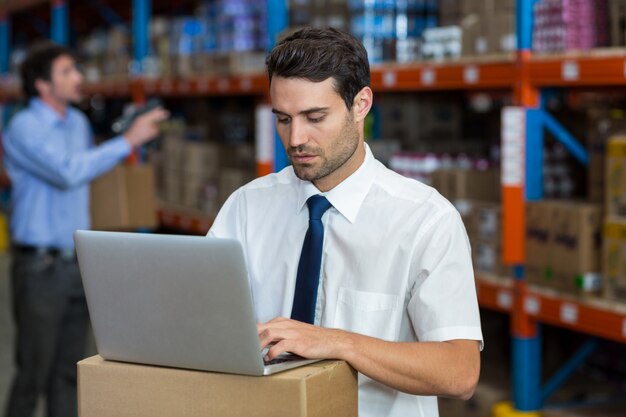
[407, 210, 484, 349]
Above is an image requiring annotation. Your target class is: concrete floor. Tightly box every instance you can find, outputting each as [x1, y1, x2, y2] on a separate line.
[0, 254, 95, 417]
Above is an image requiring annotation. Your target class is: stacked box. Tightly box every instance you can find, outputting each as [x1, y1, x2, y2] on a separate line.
[609, 0, 626, 46]
[78, 355, 357, 417]
[526, 201, 602, 295]
[606, 136, 626, 217]
[90, 165, 158, 231]
[461, 0, 516, 56]
[603, 218, 626, 302]
[438, 0, 463, 26]
[468, 202, 510, 277]
[289, 0, 350, 31]
[377, 94, 462, 148]
[586, 109, 626, 203]
[431, 169, 501, 217]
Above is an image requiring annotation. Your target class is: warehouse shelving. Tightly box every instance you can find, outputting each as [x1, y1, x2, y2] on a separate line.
[2, 0, 626, 415]
[476, 275, 626, 345]
[0, 0, 49, 15]
[158, 205, 213, 235]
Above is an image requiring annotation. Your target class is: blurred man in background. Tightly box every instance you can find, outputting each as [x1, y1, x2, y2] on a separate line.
[2, 42, 168, 417]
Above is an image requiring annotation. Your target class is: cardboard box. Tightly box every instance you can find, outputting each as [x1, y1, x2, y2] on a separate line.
[487, 12, 516, 53]
[525, 201, 558, 289]
[181, 142, 220, 181]
[610, 0, 626, 46]
[585, 108, 626, 203]
[469, 202, 501, 242]
[603, 217, 626, 301]
[551, 203, 602, 294]
[526, 201, 602, 293]
[78, 355, 357, 417]
[90, 165, 158, 231]
[472, 239, 509, 276]
[606, 136, 626, 216]
[219, 169, 255, 207]
[434, 169, 501, 204]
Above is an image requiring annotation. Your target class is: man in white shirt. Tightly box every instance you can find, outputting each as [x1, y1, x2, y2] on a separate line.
[208, 27, 483, 417]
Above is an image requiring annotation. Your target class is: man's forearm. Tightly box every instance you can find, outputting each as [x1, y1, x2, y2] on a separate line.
[334, 331, 481, 399]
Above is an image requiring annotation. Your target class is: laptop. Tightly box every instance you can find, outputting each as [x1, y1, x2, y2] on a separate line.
[74, 230, 320, 376]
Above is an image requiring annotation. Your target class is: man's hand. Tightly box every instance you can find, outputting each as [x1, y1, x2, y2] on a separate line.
[123, 107, 170, 147]
[257, 317, 352, 361]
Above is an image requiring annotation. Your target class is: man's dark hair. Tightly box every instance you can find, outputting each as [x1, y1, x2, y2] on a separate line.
[266, 27, 370, 110]
[20, 42, 75, 99]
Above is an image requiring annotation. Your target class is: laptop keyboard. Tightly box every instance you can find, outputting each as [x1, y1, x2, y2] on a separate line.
[263, 354, 302, 366]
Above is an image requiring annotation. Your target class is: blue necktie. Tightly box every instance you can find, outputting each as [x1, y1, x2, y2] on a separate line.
[291, 195, 332, 324]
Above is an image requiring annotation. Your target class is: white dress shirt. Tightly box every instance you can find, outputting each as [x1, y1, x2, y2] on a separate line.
[208, 144, 483, 417]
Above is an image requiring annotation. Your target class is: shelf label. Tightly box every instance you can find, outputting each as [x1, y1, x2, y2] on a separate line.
[421, 68, 436, 86]
[496, 290, 513, 309]
[464, 65, 479, 84]
[217, 78, 230, 91]
[560, 303, 578, 324]
[525, 296, 540, 315]
[562, 61, 579, 81]
[240, 77, 252, 91]
[501, 107, 526, 187]
[382, 71, 397, 87]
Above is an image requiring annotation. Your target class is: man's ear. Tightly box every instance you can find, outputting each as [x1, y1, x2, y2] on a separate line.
[352, 86, 373, 123]
[34, 78, 50, 97]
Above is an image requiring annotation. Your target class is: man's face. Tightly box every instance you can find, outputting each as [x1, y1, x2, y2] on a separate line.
[44, 54, 84, 104]
[270, 76, 363, 191]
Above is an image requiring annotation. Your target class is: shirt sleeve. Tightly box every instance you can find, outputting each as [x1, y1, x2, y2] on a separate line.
[407, 210, 484, 349]
[3, 114, 132, 190]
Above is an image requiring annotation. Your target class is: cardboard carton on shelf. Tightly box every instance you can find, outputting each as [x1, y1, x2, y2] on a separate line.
[525, 201, 558, 290]
[551, 203, 602, 295]
[90, 165, 158, 231]
[606, 136, 626, 216]
[526, 201, 602, 295]
[181, 141, 220, 182]
[603, 216, 626, 302]
[469, 202, 501, 242]
[78, 355, 357, 417]
[218, 168, 255, 207]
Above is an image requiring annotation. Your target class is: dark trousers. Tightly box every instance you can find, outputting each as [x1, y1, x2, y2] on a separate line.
[5, 251, 89, 417]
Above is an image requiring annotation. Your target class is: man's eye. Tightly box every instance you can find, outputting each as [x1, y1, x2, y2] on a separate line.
[277, 118, 290, 125]
[308, 116, 324, 123]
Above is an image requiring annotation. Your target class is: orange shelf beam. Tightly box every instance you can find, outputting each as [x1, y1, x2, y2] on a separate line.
[139, 74, 268, 97]
[158, 207, 213, 235]
[371, 59, 516, 92]
[0, 0, 48, 14]
[82, 80, 132, 97]
[476, 274, 515, 314]
[530, 52, 626, 87]
[476, 276, 626, 344]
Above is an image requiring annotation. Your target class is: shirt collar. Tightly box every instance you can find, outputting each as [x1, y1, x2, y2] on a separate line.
[30, 98, 68, 127]
[296, 143, 377, 224]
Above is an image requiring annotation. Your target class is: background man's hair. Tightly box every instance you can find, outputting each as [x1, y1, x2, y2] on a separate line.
[20, 42, 76, 99]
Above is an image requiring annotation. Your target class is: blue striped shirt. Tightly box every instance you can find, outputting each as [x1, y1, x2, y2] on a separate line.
[3, 98, 132, 249]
